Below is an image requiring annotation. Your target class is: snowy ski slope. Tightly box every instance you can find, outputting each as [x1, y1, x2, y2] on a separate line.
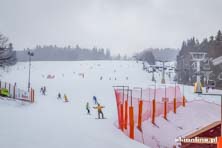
[0, 61, 151, 148]
[0, 60, 221, 148]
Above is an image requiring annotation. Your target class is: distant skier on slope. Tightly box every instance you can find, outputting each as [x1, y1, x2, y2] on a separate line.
[43, 86, 46, 95]
[93, 96, 98, 105]
[40, 87, 43, 94]
[93, 103, 105, 119]
[64, 94, 69, 102]
[86, 102, 90, 115]
[57, 93, 62, 99]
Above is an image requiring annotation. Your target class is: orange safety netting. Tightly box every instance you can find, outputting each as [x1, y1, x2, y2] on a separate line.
[114, 85, 186, 141]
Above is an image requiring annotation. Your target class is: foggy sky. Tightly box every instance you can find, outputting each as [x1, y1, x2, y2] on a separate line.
[0, 0, 222, 55]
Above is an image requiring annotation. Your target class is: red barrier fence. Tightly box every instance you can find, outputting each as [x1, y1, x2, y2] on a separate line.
[114, 85, 186, 142]
[0, 80, 35, 103]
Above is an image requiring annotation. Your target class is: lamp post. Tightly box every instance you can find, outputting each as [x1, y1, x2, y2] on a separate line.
[27, 50, 34, 92]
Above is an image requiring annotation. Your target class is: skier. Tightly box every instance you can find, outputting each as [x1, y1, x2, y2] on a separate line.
[43, 86, 46, 95]
[64, 94, 69, 102]
[86, 102, 90, 115]
[93, 103, 105, 119]
[40, 87, 43, 94]
[93, 96, 98, 105]
[100, 76, 103, 80]
[57, 92, 61, 99]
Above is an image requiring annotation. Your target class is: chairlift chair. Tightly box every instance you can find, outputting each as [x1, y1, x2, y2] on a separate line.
[207, 80, 216, 89]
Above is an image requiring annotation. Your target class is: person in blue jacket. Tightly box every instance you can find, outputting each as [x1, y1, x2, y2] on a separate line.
[93, 96, 98, 105]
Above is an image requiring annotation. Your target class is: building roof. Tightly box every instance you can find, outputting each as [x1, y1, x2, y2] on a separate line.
[185, 121, 221, 139]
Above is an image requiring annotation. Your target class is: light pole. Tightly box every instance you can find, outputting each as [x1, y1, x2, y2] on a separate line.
[27, 50, 34, 92]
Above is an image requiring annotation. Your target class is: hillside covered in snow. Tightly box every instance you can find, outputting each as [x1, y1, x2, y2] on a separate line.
[0, 60, 220, 148]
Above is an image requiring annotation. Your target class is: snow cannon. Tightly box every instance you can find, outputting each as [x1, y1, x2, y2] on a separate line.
[194, 82, 202, 94]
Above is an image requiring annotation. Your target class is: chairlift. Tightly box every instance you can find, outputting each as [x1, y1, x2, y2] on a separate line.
[206, 80, 216, 89]
[190, 52, 207, 61]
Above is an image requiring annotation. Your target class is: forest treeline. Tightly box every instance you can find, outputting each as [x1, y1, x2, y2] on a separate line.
[176, 30, 222, 88]
[16, 45, 114, 61]
[134, 48, 179, 65]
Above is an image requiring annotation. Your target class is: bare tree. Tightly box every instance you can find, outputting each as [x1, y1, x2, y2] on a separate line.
[0, 33, 9, 49]
[0, 33, 16, 66]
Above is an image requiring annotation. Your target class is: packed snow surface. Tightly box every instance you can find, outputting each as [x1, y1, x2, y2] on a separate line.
[0, 60, 221, 148]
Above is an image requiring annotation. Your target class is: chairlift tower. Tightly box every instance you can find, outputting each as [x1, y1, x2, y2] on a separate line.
[152, 67, 155, 82]
[190, 52, 207, 93]
[158, 60, 167, 84]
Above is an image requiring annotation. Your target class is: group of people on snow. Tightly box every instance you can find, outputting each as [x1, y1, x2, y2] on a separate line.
[86, 96, 105, 119]
[57, 93, 69, 102]
[40, 87, 104, 118]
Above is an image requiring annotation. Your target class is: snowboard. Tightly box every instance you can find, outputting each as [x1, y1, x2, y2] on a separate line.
[95, 117, 107, 119]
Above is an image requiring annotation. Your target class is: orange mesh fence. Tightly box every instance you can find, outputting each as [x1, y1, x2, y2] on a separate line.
[114, 85, 185, 142]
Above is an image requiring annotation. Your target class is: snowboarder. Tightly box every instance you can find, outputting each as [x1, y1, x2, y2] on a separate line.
[93, 96, 98, 105]
[86, 102, 90, 115]
[64, 94, 68, 102]
[93, 103, 105, 119]
[57, 93, 61, 99]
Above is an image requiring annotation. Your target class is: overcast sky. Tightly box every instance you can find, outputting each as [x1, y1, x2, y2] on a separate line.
[0, 0, 222, 55]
